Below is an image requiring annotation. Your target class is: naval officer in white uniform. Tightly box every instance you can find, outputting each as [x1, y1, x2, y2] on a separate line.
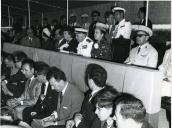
[112, 7, 132, 39]
[125, 25, 158, 68]
[75, 28, 94, 57]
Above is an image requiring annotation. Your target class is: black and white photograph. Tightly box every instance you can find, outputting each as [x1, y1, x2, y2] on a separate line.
[1, 0, 171, 128]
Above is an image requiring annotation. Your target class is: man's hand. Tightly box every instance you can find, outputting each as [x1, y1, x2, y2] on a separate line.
[42, 115, 56, 122]
[42, 120, 56, 127]
[7, 98, 20, 108]
[74, 113, 82, 127]
[106, 117, 114, 128]
[1, 81, 13, 96]
[66, 119, 75, 128]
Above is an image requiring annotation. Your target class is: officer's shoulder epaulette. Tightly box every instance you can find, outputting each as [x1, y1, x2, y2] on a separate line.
[86, 39, 92, 43]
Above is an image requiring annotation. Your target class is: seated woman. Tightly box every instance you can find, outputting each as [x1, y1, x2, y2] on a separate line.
[58, 26, 78, 53]
[1, 51, 28, 103]
[91, 22, 112, 61]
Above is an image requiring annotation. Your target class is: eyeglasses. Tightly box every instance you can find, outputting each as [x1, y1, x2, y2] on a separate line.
[136, 34, 147, 38]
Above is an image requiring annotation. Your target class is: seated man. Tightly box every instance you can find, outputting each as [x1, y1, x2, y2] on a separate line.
[112, 93, 153, 128]
[31, 67, 84, 128]
[20, 27, 41, 48]
[125, 25, 158, 68]
[75, 28, 94, 57]
[7, 59, 42, 120]
[22, 62, 59, 125]
[66, 63, 108, 128]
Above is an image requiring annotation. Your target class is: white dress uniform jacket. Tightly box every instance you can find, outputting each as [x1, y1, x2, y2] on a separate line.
[77, 36, 94, 57]
[125, 43, 158, 68]
[112, 19, 132, 39]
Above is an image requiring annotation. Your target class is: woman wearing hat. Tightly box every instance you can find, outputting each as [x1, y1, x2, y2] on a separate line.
[91, 22, 112, 61]
[41, 27, 54, 50]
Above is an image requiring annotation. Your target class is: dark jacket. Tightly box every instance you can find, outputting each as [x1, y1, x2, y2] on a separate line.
[74, 90, 101, 128]
[91, 39, 112, 61]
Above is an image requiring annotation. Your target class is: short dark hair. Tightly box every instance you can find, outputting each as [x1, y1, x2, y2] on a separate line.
[4, 53, 15, 62]
[13, 51, 27, 62]
[62, 26, 75, 38]
[22, 58, 35, 69]
[113, 93, 146, 123]
[85, 63, 107, 87]
[47, 66, 66, 82]
[91, 10, 100, 17]
[139, 7, 146, 17]
[35, 61, 49, 76]
[92, 85, 119, 109]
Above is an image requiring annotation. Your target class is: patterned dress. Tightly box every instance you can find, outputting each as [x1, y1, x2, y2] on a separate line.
[91, 39, 112, 61]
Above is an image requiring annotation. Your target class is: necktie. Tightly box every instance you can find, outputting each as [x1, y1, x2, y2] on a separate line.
[137, 47, 141, 54]
[25, 79, 31, 99]
[57, 92, 63, 119]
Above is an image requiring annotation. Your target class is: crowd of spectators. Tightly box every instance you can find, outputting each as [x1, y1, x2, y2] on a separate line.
[2, 50, 166, 128]
[1, 6, 170, 69]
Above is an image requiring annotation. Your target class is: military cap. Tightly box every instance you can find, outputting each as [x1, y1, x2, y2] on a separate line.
[75, 28, 88, 33]
[132, 25, 153, 37]
[81, 13, 89, 18]
[112, 7, 126, 13]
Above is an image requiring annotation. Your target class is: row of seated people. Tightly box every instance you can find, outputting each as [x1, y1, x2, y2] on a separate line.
[1, 52, 153, 128]
[6, 23, 159, 69]
[2, 6, 161, 69]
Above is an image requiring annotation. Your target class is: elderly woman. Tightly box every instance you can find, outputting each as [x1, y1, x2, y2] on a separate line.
[59, 26, 78, 53]
[91, 22, 112, 61]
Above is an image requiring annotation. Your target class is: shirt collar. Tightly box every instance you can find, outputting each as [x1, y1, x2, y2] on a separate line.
[30, 75, 34, 81]
[140, 42, 149, 49]
[81, 36, 88, 43]
[91, 89, 100, 96]
[118, 19, 125, 26]
[62, 82, 68, 95]
[45, 81, 49, 86]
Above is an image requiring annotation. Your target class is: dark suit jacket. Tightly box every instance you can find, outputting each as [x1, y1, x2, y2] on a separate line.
[57, 83, 84, 125]
[33, 84, 59, 115]
[22, 84, 59, 124]
[5, 70, 27, 97]
[20, 36, 41, 48]
[140, 19, 152, 29]
[75, 90, 101, 128]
